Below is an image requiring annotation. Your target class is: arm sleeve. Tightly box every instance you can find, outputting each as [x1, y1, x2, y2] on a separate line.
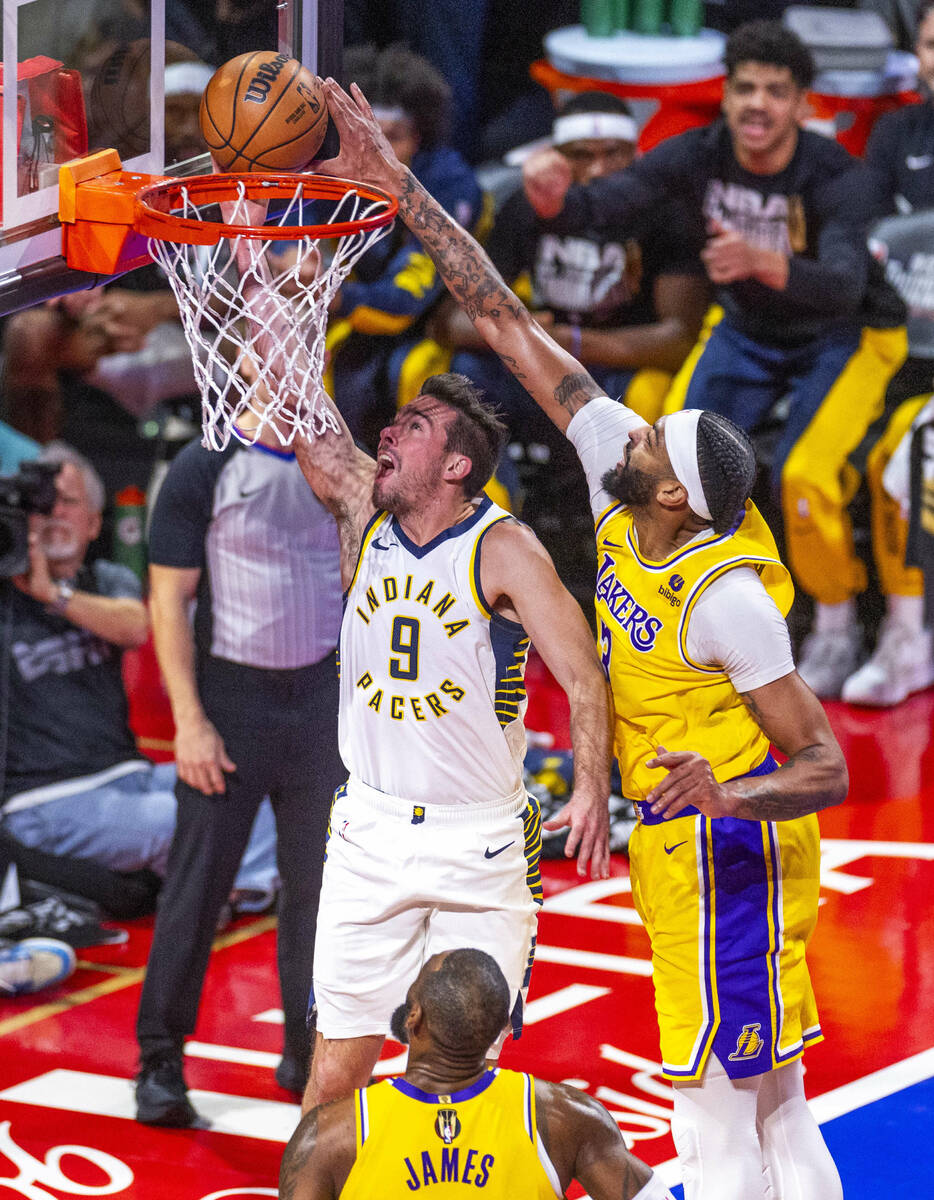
[147, 442, 226, 569]
[566, 395, 647, 519]
[781, 165, 869, 313]
[685, 568, 795, 692]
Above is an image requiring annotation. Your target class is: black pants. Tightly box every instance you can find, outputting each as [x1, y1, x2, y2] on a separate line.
[136, 651, 343, 1062]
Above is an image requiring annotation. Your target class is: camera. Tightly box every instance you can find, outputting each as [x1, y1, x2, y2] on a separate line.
[0, 461, 60, 578]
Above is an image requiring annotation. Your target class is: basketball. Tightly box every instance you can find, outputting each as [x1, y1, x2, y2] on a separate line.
[199, 51, 328, 172]
[89, 39, 151, 158]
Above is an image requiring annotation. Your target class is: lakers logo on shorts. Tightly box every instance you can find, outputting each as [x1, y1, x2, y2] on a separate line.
[728, 1022, 765, 1062]
[434, 1108, 461, 1143]
[412, 806, 426, 825]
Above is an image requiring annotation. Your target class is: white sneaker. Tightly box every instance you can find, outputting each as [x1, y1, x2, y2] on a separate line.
[841, 621, 934, 707]
[797, 627, 862, 699]
[0, 937, 76, 996]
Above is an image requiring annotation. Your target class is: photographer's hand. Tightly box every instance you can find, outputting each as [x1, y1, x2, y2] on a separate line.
[11, 529, 55, 606]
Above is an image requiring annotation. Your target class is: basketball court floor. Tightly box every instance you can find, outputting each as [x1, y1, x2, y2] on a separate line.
[0, 675, 931, 1200]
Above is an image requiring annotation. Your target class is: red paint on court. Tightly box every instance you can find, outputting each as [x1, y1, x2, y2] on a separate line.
[1, 687, 932, 1198]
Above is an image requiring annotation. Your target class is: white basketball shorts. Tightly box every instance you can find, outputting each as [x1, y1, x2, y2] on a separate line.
[312, 775, 543, 1042]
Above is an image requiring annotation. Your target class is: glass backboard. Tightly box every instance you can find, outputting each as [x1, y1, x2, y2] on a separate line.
[0, 0, 341, 313]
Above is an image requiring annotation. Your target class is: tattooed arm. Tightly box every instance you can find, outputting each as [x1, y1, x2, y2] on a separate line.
[645, 670, 848, 821]
[318, 79, 603, 434]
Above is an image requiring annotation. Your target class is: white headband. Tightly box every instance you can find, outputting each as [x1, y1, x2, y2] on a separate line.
[164, 62, 216, 98]
[552, 111, 638, 147]
[371, 104, 410, 125]
[663, 410, 712, 523]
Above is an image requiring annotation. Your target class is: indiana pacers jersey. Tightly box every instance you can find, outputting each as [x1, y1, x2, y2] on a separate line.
[340, 1069, 560, 1199]
[593, 500, 822, 1082]
[593, 497, 794, 802]
[340, 496, 530, 805]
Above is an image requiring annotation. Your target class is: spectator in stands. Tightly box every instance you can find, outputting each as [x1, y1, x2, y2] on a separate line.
[326, 43, 486, 450]
[343, 1, 578, 163]
[134, 409, 344, 1125]
[435, 92, 709, 433]
[1, 442, 277, 898]
[841, 0, 934, 704]
[2, 282, 199, 546]
[523, 20, 908, 699]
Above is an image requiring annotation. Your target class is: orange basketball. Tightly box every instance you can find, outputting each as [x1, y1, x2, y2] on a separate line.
[198, 51, 328, 172]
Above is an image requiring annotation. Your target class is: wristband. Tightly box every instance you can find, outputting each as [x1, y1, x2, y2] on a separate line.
[569, 324, 582, 359]
[50, 580, 75, 615]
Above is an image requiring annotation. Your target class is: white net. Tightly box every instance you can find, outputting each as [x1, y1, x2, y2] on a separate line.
[146, 177, 394, 450]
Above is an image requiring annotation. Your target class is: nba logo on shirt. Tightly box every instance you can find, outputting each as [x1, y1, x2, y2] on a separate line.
[434, 1109, 462, 1143]
[728, 1022, 764, 1061]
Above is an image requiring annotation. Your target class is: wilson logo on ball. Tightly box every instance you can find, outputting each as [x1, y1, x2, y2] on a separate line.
[244, 52, 292, 104]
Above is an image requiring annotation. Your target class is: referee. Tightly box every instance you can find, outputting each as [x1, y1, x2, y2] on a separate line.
[134, 424, 344, 1126]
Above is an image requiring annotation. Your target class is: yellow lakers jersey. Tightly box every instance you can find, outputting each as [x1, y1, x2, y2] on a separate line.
[594, 500, 794, 801]
[340, 1069, 559, 1199]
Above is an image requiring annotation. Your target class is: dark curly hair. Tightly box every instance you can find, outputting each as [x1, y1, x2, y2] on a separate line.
[557, 90, 634, 120]
[696, 411, 757, 535]
[725, 20, 816, 91]
[421, 372, 507, 498]
[341, 42, 451, 147]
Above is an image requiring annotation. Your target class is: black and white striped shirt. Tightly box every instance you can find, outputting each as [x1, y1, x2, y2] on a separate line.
[149, 439, 342, 669]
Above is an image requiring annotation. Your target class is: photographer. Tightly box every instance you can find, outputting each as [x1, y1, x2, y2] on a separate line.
[0, 443, 275, 901]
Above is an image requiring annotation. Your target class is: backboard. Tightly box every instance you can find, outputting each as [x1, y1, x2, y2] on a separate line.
[0, 0, 342, 314]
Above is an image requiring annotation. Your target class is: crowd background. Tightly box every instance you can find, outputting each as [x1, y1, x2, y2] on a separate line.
[0, 0, 932, 991]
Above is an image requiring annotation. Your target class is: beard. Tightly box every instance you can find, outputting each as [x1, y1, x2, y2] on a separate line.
[390, 1000, 411, 1045]
[600, 462, 657, 508]
[40, 519, 83, 563]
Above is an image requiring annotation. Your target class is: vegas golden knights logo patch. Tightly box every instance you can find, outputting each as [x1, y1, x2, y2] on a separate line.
[434, 1109, 461, 1143]
[728, 1022, 765, 1061]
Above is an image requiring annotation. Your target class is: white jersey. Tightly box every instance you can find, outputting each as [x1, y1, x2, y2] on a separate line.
[339, 497, 529, 805]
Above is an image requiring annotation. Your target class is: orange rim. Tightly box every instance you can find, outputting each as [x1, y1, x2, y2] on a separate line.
[135, 172, 398, 246]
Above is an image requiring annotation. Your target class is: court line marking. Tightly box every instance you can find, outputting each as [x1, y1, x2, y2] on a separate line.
[2, 1047, 932, 1164]
[0, 916, 277, 1039]
[535, 944, 653, 977]
[649, 1045, 934, 1190]
[0, 1070, 298, 1142]
[190, 985, 614, 1074]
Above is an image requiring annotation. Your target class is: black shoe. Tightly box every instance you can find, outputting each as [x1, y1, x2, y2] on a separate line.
[0, 896, 126, 949]
[275, 1053, 308, 1094]
[135, 1056, 198, 1127]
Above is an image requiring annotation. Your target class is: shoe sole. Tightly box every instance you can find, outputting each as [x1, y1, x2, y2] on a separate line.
[135, 1100, 198, 1127]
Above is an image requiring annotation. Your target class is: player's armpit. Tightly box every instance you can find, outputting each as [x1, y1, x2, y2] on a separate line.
[292, 427, 378, 588]
[480, 522, 612, 878]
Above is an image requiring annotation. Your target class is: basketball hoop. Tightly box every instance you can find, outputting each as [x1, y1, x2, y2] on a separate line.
[132, 172, 397, 450]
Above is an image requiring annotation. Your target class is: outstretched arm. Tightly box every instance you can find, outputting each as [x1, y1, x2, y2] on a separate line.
[317, 79, 604, 434]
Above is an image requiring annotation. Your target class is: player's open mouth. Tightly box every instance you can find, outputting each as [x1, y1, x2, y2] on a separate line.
[376, 452, 396, 480]
[739, 116, 770, 135]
